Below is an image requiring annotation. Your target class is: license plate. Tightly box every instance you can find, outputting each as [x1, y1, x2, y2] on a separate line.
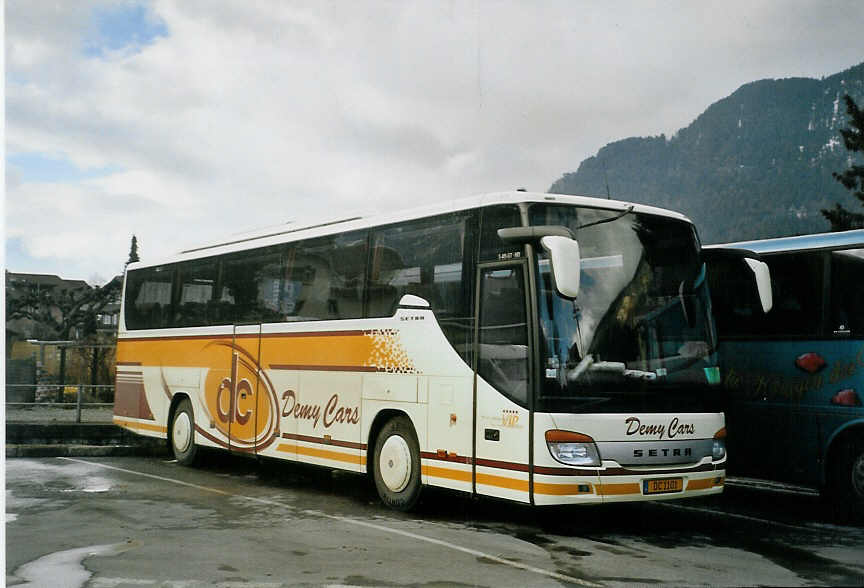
[643, 477, 683, 495]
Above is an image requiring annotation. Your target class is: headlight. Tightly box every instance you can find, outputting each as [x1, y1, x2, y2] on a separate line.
[546, 430, 601, 467]
[712, 427, 726, 461]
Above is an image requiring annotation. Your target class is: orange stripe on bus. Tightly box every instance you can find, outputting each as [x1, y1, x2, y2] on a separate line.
[596, 482, 641, 496]
[117, 334, 379, 371]
[686, 477, 720, 491]
[113, 417, 167, 433]
[475, 472, 529, 492]
[533, 482, 594, 495]
[276, 443, 366, 466]
[421, 464, 472, 483]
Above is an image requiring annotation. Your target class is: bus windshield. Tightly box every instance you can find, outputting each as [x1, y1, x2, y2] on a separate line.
[532, 204, 718, 411]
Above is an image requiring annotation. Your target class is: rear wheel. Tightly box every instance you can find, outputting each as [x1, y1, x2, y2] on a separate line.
[170, 398, 199, 466]
[372, 416, 422, 511]
[827, 436, 864, 523]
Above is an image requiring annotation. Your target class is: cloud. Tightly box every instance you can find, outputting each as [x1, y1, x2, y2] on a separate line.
[5, 0, 864, 281]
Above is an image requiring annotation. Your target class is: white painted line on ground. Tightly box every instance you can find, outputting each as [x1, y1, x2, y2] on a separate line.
[58, 457, 600, 587]
[725, 476, 820, 496]
[656, 501, 819, 533]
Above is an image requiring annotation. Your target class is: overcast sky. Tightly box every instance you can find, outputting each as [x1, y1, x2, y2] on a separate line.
[5, 0, 864, 283]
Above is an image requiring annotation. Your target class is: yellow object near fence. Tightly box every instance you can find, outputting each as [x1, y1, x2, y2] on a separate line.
[63, 386, 79, 402]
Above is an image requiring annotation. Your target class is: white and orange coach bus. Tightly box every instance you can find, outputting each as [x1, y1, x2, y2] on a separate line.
[114, 191, 768, 510]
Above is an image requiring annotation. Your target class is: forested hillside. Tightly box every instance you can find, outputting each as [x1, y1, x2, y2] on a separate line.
[549, 62, 864, 243]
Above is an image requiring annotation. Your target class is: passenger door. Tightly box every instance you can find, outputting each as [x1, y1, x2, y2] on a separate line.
[474, 263, 532, 503]
[227, 324, 264, 455]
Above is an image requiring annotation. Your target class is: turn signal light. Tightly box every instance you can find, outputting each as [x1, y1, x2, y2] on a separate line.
[545, 430, 594, 443]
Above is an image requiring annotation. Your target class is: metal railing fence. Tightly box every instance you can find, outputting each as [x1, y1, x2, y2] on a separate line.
[6, 384, 115, 423]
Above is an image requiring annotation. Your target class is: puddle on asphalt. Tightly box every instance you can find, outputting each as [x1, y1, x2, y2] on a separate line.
[9, 542, 135, 588]
[61, 480, 112, 494]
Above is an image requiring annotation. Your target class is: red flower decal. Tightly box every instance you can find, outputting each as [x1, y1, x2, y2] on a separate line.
[795, 352, 826, 374]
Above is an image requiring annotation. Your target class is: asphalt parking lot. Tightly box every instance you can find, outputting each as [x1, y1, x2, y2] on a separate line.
[6, 454, 864, 587]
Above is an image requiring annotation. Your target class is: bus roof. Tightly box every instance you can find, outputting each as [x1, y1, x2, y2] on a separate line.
[706, 229, 864, 255]
[127, 191, 693, 270]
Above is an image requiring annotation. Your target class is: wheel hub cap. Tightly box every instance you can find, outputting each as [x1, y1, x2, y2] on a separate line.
[380, 435, 411, 492]
[173, 412, 192, 453]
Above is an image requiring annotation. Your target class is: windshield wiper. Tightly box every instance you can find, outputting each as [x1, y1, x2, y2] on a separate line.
[574, 205, 635, 231]
[568, 354, 657, 382]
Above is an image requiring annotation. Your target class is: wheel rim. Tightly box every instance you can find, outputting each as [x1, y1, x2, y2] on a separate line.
[173, 411, 192, 454]
[853, 452, 864, 498]
[379, 434, 412, 493]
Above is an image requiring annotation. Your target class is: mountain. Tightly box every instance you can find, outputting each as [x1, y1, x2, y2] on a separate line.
[549, 62, 864, 243]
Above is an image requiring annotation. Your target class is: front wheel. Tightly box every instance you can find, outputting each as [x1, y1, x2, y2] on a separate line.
[170, 398, 199, 466]
[827, 436, 864, 523]
[372, 416, 422, 511]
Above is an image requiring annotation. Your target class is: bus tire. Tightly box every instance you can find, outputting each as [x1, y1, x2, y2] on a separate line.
[372, 416, 421, 511]
[170, 397, 199, 466]
[828, 436, 864, 523]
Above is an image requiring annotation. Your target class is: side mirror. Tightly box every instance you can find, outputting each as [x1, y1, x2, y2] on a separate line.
[702, 247, 773, 314]
[540, 236, 581, 299]
[744, 258, 773, 313]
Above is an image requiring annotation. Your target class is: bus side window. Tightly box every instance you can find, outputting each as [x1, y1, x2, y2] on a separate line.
[367, 214, 468, 318]
[763, 252, 824, 337]
[712, 253, 825, 338]
[366, 213, 474, 362]
[175, 259, 217, 327]
[124, 266, 173, 330]
[287, 231, 367, 322]
[707, 258, 761, 337]
[218, 246, 284, 324]
[830, 248, 864, 337]
[328, 232, 367, 320]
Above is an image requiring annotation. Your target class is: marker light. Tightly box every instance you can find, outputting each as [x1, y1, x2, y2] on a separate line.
[830, 389, 862, 407]
[545, 430, 601, 467]
[712, 427, 726, 461]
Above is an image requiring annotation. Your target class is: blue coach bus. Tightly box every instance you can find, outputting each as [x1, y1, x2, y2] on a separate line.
[706, 230, 864, 519]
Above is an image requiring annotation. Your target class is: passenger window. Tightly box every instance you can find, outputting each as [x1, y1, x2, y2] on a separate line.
[710, 251, 825, 338]
[124, 266, 174, 330]
[286, 231, 367, 322]
[175, 259, 217, 327]
[763, 253, 824, 337]
[219, 246, 285, 324]
[366, 214, 474, 361]
[830, 248, 864, 337]
[367, 214, 469, 319]
[707, 258, 763, 338]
